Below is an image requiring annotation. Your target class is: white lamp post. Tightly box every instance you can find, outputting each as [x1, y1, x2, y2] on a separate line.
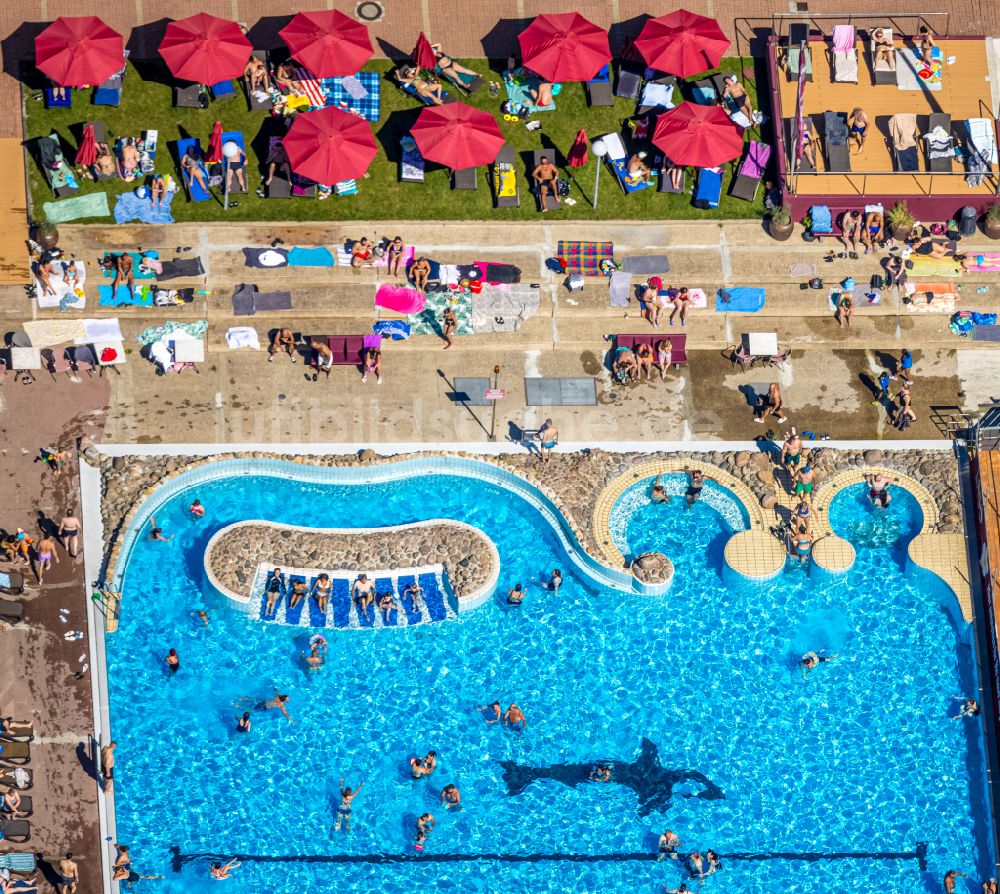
[222, 140, 240, 211]
[591, 139, 607, 210]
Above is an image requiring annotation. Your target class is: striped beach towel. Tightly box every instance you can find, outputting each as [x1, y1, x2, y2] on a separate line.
[292, 67, 327, 109]
[556, 241, 614, 276]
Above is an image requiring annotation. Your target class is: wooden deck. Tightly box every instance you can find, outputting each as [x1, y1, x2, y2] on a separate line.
[777, 37, 997, 197]
[0, 139, 28, 285]
[980, 451, 1000, 617]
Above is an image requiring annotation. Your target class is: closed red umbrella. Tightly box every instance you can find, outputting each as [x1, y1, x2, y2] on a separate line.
[412, 32, 436, 70]
[279, 10, 372, 78]
[35, 16, 124, 87]
[206, 121, 223, 163]
[411, 102, 504, 169]
[283, 107, 377, 184]
[652, 103, 743, 167]
[159, 13, 252, 85]
[568, 128, 589, 168]
[75, 123, 97, 166]
[634, 9, 730, 79]
[518, 12, 610, 83]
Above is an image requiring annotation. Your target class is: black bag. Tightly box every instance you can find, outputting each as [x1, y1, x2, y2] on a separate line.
[870, 274, 884, 290]
[556, 178, 570, 197]
[808, 277, 824, 289]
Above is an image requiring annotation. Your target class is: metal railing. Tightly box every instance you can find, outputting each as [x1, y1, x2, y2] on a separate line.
[769, 12, 952, 42]
[790, 169, 1000, 196]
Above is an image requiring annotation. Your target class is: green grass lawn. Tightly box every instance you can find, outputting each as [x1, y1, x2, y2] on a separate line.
[23, 58, 763, 224]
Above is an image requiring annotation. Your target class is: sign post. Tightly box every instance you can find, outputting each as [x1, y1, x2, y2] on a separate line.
[487, 365, 503, 441]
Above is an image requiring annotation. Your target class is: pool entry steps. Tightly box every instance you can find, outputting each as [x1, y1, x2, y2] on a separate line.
[255, 566, 456, 629]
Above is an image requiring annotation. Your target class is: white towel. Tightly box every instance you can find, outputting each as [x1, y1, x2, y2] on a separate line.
[226, 326, 260, 350]
[640, 82, 673, 109]
[77, 318, 122, 344]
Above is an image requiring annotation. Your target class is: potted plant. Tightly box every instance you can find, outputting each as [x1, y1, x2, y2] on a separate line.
[886, 201, 915, 241]
[984, 202, 1000, 239]
[34, 221, 59, 252]
[768, 205, 794, 242]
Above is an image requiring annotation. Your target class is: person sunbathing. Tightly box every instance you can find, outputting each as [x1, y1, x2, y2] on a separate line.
[910, 236, 957, 259]
[396, 67, 444, 104]
[848, 107, 868, 155]
[181, 146, 209, 195]
[669, 288, 691, 327]
[872, 28, 895, 68]
[351, 238, 376, 267]
[119, 141, 139, 179]
[532, 155, 560, 211]
[721, 75, 753, 120]
[800, 126, 819, 170]
[112, 253, 134, 301]
[225, 142, 247, 193]
[94, 143, 116, 178]
[245, 56, 270, 93]
[529, 79, 554, 108]
[861, 210, 884, 254]
[50, 80, 67, 102]
[431, 45, 478, 81]
[274, 62, 301, 94]
[627, 151, 652, 185]
[918, 25, 936, 66]
[410, 257, 432, 290]
[149, 174, 166, 208]
[665, 158, 684, 191]
[35, 258, 56, 297]
[265, 140, 291, 187]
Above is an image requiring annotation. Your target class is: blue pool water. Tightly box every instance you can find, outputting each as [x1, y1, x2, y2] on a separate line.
[107, 465, 992, 894]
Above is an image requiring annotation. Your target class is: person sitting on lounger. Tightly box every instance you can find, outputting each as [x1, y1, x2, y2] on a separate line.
[274, 62, 300, 94]
[112, 252, 134, 301]
[532, 155, 560, 211]
[840, 210, 862, 258]
[396, 67, 444, 105]
[352, 574, 375, 616]
[181, 145, 209, 196]
[50, 80, 67, 102]
[861, 210, 884, 254]
[664, 158, 684, 191]
[613, 345, 638, 383]
[529, 79, 554, 108]
[245, 56, 271, 93]
[431, 45, 478, 82]
[410, 257, 432, 291]
[627, 151, 652, 185]
[872, 28, 895, 68]
[268, 328, 297, 363]
[265, 140, 291, 187]
[635, 342, 655, 380]
[361, 347, 382, 384]
[378, 590, 396, 620]
[288, 578, 307, 610]
[721, 75, 753, 120]
[310, 574, 331, 613]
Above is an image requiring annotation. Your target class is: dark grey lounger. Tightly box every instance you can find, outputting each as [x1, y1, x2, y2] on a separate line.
[531, 149, 559, 211]
[927, 112, 954, 173]
[615, 63, 642, 99]
[452, 167, 477, 190]
[174, 82, 204, 108]
[493, 144, 519, 208]
[0, 818, 30, 842]
[823, 111, 851, 172]
[0, 598, 23, 624]
[658, 156, 686, 193]
[586, 77, 614, 107]
[637, 74, 677, 115]
[245, 50, 274, 111]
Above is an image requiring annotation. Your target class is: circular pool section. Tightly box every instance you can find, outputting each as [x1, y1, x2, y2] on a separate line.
[828, 481, 924, 549]
[609, 473, 750, 562]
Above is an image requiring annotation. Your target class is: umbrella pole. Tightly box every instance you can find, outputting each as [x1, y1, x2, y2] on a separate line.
[592, 158, 601, 209]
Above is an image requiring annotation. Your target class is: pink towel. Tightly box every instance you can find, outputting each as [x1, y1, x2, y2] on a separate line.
[832, 25, 855, 53]
[375, 284, 426, 314]
[363, 333, 383, 350]
[373, 244, 415, 270]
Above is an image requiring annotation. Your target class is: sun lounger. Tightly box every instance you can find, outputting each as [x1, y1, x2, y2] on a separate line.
[689, 78, 718, 105]
[823, 111, 851, 172]
[599, 132, 653, 195]
[870, 27, 897, 85]
[889, 112, 920, 172]
[615, 62, 643, 100]
[492, 144, 519, 208]
[211, 79, 237, 102]
[924, 113, 954, 172]
[693, 166, 723, 209]
[435, 58, 483, 95]
[831, 24, 858, 82]
[787, 23, 812, 82]
[44, 84, 71, 109]
[586, 64, 613, 107]
[0, 767, 31, 790]
[176, 137, 210, 202]
[452, 166, 477, 190]
[637, 76, 676, 115]
[399, 135, 425, 183]
[965, 118, 997, 187]
[93, 50, 128, 106]
[37, 133, 79, 197]
[0, 739, 29, 763]
[395, 69, 453, 106]
[658, 156, 686, 194]
[615, 333, 688, 367]
[219, 131, 248, 194]
[0, 794, 32, 816]
[730, 141, 771, 201]
[244, 49, 274, 111]
[531, 149, 560, 210]
[0, 570, 24, 595]
[0, 596, 23, 624]
[174, 81, 206, 108]
[0, 852, 36, 872]
[265, 136, 291, 198]
[0, 819, 30, 842]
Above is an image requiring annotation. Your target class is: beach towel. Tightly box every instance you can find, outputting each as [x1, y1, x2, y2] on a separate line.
[287, 246, 335, 267]
[906, 282, 958, 312]
[686, 288, 708, 309]
[621, 255, 670, 275]
[557, 241, 614, 276]
[34, 259, 86, 310]
[24, 319, 88, 347]
[481, 263, 520, 284]
[505, 68, 560, 113]
[157, 258, 204, 280]
[77, 318, 123, 344]
[290, 67, 327, 108]
[471, 285, 541, 333]
[609, 271, 631, 307]
[964, 253, 1000, 272]
[113, 190, 175, 225]
[789, 263, 817, 277]
[716, 287, 766, 313]
[226, 327, 260, 350]
[102, 252, 156, 280]
[828, 286, 882, 309]
[372, 320, 411, 340]
[318, 72, 381, 121]
[971, 325, 1000, 342]
[376, 284, 426, 314]
[374, 244, 415, 270]
[408, 290, 472, 336]
[99, 283, 153, 306]
[907, 256, 963, 277]
[136, 320, 207, 346]
[42, 191, 110, 223]
[231, 283, 293, 316]
[243, 248, 289, 268]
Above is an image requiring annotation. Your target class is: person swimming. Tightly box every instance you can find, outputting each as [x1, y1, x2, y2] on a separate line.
[651, 473, 671, 504]
[414, 813, 435, 850]
[589, 764, 612, 782]
[477, 701, 502, 723]
[236, 712, 251, 733]
[504, 703, 526, 731]
[507, 583, 525, 605]
[801, 650, 838, 676]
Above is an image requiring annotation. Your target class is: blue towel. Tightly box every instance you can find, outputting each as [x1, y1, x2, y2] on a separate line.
[113, 190, 175, 225]
[372, 320, 411, 340]
[99, 284, 153, 306]
[716, 287, 766, 313]
[287, 246, 335, 267]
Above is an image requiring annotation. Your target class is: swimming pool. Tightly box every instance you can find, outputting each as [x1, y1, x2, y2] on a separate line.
[105, 460, 993, 894]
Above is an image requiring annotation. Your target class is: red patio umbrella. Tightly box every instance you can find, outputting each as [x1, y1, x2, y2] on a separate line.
[35, 16, 124, 87]
[75, 122, 98, 166]
[412, 32, 436, 70]
[517, 12, 610, 83]
[410, 102, 504, 169]
[652, 103, 743, 167]
[633, 9, 730, 79]
[283, 106, 377, 184]
[279, 10, 373, 78]
[159, 13, 252, 85]
[567, 128, 589, 167]
[206, 121, 223, 163]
